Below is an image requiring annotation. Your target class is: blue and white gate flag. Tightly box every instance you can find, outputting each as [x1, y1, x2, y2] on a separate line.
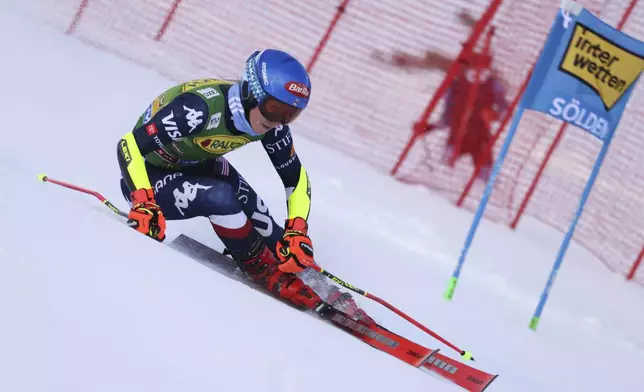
[444, 1, 644, 325]
[521, 0, 644, 330]
[522, 0, 644, 140]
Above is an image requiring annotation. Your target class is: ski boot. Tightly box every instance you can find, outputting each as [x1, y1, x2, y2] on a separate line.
[233, 243, 322, 310]
[326, 288, 376, 324]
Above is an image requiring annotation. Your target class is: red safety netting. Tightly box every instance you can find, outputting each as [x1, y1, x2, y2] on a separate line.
[26, 0, 644, 283]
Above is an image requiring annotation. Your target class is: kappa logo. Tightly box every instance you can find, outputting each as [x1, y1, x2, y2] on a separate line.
[196, 87, 220, 99]
[206, 112, 222, 130]
[173, 181, 212, 216]
[183, 105, 203, 133]
[559, 23, 644, 109]
[194, 135, 251, 154]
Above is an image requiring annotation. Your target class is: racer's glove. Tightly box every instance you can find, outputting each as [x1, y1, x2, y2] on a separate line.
[127, 188, 166, 242]
[276, 217, 315, 273]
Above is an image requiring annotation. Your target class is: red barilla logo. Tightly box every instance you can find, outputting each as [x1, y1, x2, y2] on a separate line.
[286, 82, 310, 98]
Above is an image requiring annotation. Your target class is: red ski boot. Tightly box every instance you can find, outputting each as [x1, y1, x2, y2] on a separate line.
[237, 244, 322, 310]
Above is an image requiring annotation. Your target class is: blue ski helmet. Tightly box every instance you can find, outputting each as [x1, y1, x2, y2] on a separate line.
[241, 49, 311, 125]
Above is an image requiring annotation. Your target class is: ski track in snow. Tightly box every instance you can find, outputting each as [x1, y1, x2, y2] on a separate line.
[1, 4, 644, 392]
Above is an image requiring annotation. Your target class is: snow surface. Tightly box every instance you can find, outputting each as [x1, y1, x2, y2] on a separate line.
[1, 5, 644, 392]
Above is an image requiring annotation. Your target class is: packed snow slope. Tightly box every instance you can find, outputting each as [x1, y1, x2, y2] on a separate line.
[1, 6, 644, 392]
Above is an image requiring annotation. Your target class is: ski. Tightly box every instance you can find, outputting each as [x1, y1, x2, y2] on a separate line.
[322, 308, 497, 392]
[169, 234, 498, 392]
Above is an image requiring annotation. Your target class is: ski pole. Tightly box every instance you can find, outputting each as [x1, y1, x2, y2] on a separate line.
[37, 173, 473, 360]
[310, 264, 474, 361]
[37, 174, 128, 218]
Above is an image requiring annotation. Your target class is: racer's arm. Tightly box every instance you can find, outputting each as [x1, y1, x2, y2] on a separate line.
[372, 49, 452, 71]
[418, 51, 453, 71]
[117, 93, 209, 192]
[261, 126, 311, 220]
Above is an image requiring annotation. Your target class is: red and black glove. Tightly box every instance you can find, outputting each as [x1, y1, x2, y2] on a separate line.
[276, 217, 315, 273]
[127, 188, 166, 242]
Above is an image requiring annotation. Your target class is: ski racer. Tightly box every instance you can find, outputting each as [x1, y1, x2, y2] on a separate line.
[116, 49, 324, 311]
[373, 10, 509, 181]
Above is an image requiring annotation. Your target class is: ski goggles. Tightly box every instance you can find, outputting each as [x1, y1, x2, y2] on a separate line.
[258, 97, 303, 125]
